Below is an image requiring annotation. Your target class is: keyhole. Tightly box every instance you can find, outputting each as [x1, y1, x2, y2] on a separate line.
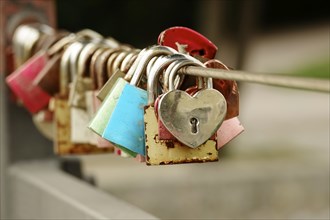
[190, 117, 199, 134]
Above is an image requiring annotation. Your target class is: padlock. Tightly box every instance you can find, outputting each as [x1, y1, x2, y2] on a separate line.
[147, 54, 198, 140]
[203, 59, 243, 148]
[145, 58, 220, 165]
[6, 25, 56, 113]
[53, 40, 113, 155]
[158, 59, 227, 148]
[6, 51, 52, 113]
[161, 58, 219, 142]
[69, 41, 119, 147]
[31, 46, 61, 140]
[68, 42, 98, 108]
[88, 49, 148, 157]
[158, 26, 218, 59]
[102, 45, 177, 156]
[69, 42, 103, 146]
[65, 42, 95, 145]
[155, 57, 205, 140]
[88, 71, 136, 156]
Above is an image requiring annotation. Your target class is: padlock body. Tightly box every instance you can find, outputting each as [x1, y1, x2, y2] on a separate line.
[71, 107, 97, 145]
[88, 78, 136, 155]
[89, 78, 127, 135]
[86, 90, 114, 148]
[145, 106, 218, 165]
[216, 117, 244, 149]
[6, 51, 51, 113]
[53, 96, 113, 155]
[103, 84, 148, 156]
[96, 69, 126, 101]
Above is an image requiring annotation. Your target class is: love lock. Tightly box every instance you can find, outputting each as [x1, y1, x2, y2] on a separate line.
[158, 26, 218, 59]
[158, 63, 227, 148]
[156, 57, 205, 140]
[145, 57, 219, 165]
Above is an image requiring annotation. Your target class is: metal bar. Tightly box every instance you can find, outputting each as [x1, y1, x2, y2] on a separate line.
[179, 66, 330, 93]
[8, 161, 158, 219]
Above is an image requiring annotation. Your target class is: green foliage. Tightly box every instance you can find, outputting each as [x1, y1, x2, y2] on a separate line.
[291, 59, 330, 79]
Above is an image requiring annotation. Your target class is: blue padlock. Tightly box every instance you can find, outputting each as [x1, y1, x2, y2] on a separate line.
[102, 45, 177, 155]
[88, 49, 148, 157]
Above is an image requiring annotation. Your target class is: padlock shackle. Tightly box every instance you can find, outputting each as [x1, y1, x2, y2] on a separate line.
[77, 43, 99, 77]
[147, 53, 191, 105]
[124, 48, 147, 82]
[59, 42, 81, 96]
[120, 49, 140, 73]
[107, 47, 140, 77]
[47, 33, 76, 56]
[112, 50, 130, 75]
[90, 47, 107, 89]
[13, 25, 41, 66]
[95, 47, 126, 89]
[168, 60, 212, 91]
[75, 29, 104, 41]
[130, 46, 177, 86]
[146, 56, 164, 79]
[164, 55, 205, 91]
[69, 42, 85, 81]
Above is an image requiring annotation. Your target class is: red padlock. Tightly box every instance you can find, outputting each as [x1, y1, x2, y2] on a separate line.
[158, 26, 218, 59]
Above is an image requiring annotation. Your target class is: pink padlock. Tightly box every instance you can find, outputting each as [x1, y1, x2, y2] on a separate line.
[216, 117, 244, 149]
[6, 51, 51, 113]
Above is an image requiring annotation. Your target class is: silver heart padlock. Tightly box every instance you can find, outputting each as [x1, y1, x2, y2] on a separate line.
[158, 64, 227, 148]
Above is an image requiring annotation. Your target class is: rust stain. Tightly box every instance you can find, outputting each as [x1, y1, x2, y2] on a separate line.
[165, 142, 174, 148]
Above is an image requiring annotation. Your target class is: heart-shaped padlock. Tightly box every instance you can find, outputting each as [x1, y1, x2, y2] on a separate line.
[158, 87, 227, 148]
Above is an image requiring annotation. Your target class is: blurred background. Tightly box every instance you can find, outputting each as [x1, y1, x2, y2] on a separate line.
[2, 0, 329, 219]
